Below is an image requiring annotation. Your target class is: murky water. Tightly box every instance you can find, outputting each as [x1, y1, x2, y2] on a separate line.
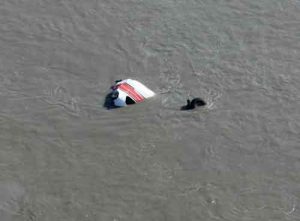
[1, 0, 300, 220]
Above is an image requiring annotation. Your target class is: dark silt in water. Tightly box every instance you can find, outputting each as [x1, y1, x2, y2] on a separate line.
[1, 0, 300, 220]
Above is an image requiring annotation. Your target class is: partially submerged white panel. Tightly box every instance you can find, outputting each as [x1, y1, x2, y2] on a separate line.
[124, 79, 155, 98]
[109, 79, 155, 107]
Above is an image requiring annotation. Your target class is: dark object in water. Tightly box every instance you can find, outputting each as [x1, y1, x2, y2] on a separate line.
[103, 91, 119, 109]
[181, 98, 206, 110]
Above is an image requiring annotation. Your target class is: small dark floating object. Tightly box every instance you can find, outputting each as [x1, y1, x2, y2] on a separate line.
[181, 98, 206, 110]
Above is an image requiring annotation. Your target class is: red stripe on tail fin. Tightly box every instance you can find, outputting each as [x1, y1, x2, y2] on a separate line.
[117, 83, 144, 102]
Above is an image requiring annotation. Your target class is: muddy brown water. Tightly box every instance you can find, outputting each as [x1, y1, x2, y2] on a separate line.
[1, 0, 300, 220]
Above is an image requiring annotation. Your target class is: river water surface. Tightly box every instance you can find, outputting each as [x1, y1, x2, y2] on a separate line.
[1, 0, 300, 220]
